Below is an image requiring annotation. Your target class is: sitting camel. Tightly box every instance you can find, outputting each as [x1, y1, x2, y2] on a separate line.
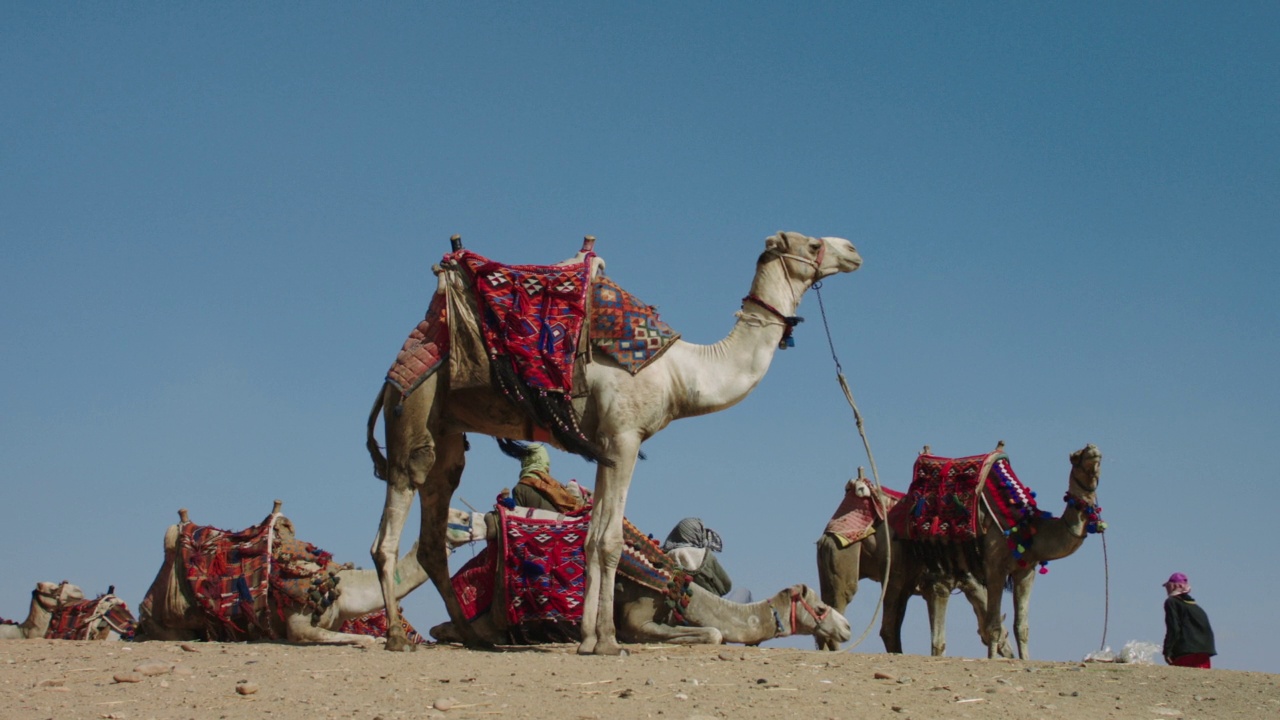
[0, 581, 85, 640]
[434, 507, 851, 647]
[137, 501, 442, 646]
[816, 472, 1012, 656]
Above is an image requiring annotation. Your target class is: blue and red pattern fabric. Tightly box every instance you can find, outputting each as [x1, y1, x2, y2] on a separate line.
[589, 276, 680, 374]
[454, 250, 593, 394]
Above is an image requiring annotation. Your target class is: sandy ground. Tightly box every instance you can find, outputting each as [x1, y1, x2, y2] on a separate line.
[2, 639, 1276, 720]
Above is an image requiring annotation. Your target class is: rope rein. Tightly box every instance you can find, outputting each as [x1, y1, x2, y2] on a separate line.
[812, 283, 888, 652]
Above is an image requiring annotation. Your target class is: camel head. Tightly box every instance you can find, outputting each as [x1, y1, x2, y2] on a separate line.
[773, 584, 852, 646]
[761, 232, 862, 283]
[845, 475, 874, 498]
[33, 581, 84, 611]
[1068, 444, 1102, 496]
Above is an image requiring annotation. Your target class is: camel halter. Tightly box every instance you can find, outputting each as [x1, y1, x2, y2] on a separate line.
[740, 239, 827, 349]
[789, 589, 830, 636]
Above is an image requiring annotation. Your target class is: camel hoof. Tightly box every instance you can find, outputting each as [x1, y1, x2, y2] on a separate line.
[587, 640, 625, 656]
[384, 635, 414, 653]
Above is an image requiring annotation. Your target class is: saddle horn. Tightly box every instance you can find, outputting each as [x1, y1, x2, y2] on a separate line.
[581, 235, 596, 253]
[271, 499, 283, 515]
[177, 508, 190, 524]
[450, 234, 463, 252]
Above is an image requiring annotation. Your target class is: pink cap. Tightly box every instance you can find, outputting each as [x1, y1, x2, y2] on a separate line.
[1164, 572, 1188, 585]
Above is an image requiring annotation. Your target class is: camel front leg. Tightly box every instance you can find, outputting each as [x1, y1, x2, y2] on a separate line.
[578, 434, 641, 656]
[285, 613, 378, 648]
[815, 535, 859, 651]
[1010, 568, 1036, 659]
[982, 565, 1009, 660]
[371, 480, 416, 652]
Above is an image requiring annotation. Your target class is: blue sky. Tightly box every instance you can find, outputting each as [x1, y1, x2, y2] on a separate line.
[3, 3, 1276, 671]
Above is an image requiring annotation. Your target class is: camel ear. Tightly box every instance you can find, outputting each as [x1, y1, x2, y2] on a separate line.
[765, 233, 785, 252]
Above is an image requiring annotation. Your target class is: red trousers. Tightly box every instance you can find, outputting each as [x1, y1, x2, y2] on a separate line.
[1170, 653, 1212, 669]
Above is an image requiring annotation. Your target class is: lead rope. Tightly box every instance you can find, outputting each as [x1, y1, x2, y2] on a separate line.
[1099, 532, 1110, 653]
[812, 282, 887, 651]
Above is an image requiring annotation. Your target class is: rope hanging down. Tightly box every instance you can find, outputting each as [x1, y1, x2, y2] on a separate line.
[812, 282, 888, 651]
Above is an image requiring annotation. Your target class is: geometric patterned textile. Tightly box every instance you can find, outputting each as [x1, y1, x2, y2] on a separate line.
[45, 593, 136, 640]
[385, 290, 450, 397]
[445, 505, 689, 643]
[824, 483, 906, 545]
[889, 451, 1040, 544]
[454, 250, 594, 394]
[892, 451, 1000, 542]
[337, 607, 429, 645]
[499, 506, 591, 629]
[156, 512, 343, 641]
[589, 276, 680, 375]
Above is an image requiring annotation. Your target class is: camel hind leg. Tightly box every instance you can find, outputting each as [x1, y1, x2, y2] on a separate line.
[415, 431, 491, 648]
[370, 379, 439, 652]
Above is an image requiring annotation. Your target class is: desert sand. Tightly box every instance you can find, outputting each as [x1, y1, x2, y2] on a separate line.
[3, 638, 1277, 720]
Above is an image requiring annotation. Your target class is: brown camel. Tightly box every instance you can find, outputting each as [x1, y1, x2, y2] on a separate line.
[815, 474, 1012, 656]
[367, 231, 862, 653]
[880, 444, 1103, 659]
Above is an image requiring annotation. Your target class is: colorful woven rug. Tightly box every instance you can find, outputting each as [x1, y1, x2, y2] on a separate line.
[888, 451, 1041, 544]
[589, 276, 680, 374]
[164, 513, 342, 641]
[46, 594, 136, 640]
[386, 291, 450, 396]
[337, 607, 428, 645]
[446, 506, 689, 643]
[824, 484, 906, 546]
[454, 250, 593, 393]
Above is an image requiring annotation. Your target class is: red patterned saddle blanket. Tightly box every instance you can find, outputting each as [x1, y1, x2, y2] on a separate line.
[46, 594, 136, 640]
[337, 606, 428, 645]
[888, 450, 1039, 543]
[386, 251, 680, 395]
[824, 482, 906, 545]
[148, 512, 343, 641]
[449, 505, 688, 643]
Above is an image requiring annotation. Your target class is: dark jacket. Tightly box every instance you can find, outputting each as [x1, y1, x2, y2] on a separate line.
[689, 551, 733, 597]
[1163, 594, 1216, 658]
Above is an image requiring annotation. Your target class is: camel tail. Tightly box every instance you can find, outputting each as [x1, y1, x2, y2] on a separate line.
[367, 387, 389, 481]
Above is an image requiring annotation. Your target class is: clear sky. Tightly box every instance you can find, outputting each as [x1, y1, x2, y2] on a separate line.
[3, 3, 1277, 672]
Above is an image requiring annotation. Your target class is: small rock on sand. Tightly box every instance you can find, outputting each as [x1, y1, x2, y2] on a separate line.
[235, 682, 259, 695]
[113, 672, 144, 684]
[135, 662, 172, 676]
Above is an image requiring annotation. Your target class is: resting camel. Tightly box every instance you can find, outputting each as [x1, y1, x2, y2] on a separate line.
[433, 582, 850, 648]
[367, 231, 862, 653]
[137, 502, 441, 646]
[433, 509, 852, 647]
[0, 581, 84, 640]
[815, 474, 1012, 656]
[881, 444, 1104, 659]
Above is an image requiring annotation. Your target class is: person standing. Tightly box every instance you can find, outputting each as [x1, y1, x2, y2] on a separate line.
[1162, 572, 1217, 668]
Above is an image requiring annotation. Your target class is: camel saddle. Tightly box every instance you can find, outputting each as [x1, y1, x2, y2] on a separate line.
[142, 511, 345, 641]
[385, 247, 679, 462]
[888, 450, 1040, 543]
[824, 483, 905, 546]
[449, 503, 690, 644]
[46, 593, 136, 640]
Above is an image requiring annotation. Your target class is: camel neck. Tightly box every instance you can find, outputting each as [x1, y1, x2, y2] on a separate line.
[678, 584, 778, 645]
[664, 260, 810, 418]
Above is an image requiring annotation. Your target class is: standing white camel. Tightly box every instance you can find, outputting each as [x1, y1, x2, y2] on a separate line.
[0, 581, 85, 640]
[367, 231, 862, 653]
